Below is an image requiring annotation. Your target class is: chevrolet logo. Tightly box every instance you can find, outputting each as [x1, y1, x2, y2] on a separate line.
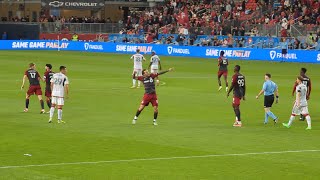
[49, 1, 64, 7]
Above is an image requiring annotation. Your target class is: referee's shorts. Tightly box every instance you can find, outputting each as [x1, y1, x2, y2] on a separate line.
[264, 95, 275, 108]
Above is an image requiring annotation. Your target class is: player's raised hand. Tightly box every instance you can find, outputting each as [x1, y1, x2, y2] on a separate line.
[168, 67, 174, 72]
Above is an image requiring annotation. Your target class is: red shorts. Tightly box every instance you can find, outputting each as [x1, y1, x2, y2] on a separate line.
[45, 90, 51, 98]
[218, 71, 228, 78]
[141, 93, 158, 107]
[27, 85, 42, 96]
[232, 96, 241, 106]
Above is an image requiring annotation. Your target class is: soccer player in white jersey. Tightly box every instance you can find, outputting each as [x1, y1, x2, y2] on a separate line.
[49, 66, 69, 123]
[131, 49, 146, 88]
[148, 51, 162, 86]
[283, 76, 312, 130]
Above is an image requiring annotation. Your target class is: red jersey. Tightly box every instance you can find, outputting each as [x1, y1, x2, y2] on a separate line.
[44, 70, 55, 91]
[231, 73, 246, 98]
[24, 69, 41, 86]
[292, 74, 311, 97]
[218, 56, 228, 71]
[137, 73, 159, 94]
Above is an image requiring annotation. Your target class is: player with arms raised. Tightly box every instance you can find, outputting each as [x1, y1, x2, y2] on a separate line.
[131, 49, 146, 88]
[217, 51, 229, 92]
[21, 63, 45, 113]
[283, 76, 312, 130]
[148, 50, 162, 86]
[227, 65, 246, 127]
[132, 67, 174, 126]
[49, 66, 69, 123]
[292, 68, 311, 121]
[43, 64, 55, 110]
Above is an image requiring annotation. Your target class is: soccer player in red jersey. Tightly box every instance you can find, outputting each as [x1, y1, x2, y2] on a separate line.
[132, 67, 174, 126]
[43, 64, 55, 110]
[292, 68, 312, 121]
[217, 51, 229, 92]
[21, 63, 45, 113]
[227, 65, 246, 127]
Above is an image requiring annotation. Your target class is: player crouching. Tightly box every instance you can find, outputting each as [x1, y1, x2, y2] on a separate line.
[132, 68, 174, 125]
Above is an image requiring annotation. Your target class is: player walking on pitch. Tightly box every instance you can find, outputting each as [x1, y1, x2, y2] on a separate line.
[255, 73, 279, 124]
[49, 66, 69, 123]
[131, 49, 146, 89]
[132, 68, 174, 126]
[227, 65, 246, 127]
[148, 50, 162, 86]
[283, 76, 312, 130]
[21, 63, 45, 113]
[217, 51, 229, 92]
[43, 64, 55, 111]
[292, 68, 311, 121]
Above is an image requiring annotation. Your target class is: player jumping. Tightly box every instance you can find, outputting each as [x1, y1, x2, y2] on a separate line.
[49, 66, 69, 123]
[132, 68, 174, 126]
[292, 68, 311, 121]
[131, 49, 146, 89]
[217, 51, 229, 92]
[21, 63, 45, 113]
[227, 65, 246, 127]
[283, 76, 312, 130]
[43, 64, 55, 111]
[148, 50, 162, 86]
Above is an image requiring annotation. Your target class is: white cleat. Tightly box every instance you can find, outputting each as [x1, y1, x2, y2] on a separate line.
[48, 118, 52, 123]
[23, 108, 28, 112]
[218, 86, 222, 91]
[153, 121, 158, 126]
[132, 119, 137, 125]
[58, 120, 61, 124]
[137, 86, 141, 89]
[226, 87, 229, 92]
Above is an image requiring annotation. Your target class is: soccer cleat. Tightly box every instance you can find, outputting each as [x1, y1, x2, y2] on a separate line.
[58, 120, 61, 124]
[130, 86, 136, 89]
[153, 121, 158, 126]
[137, 86, 141, 89]
[299, 115, 305, 121]
[23, 108, 28, 112]
[233, 121, 242, 127]
[306, 127, 312, 130]
[46, 111, 50, 114]
[274, 118, 278, 124]
[48, 118, 52, 123]
[60, 120, 66, 124]
[132, 119, 137, 125]
[218, 86, 222, 91]
[282, 123, 290, 128]
[40, 109, 45, 114]
[226, 87, 229, 93]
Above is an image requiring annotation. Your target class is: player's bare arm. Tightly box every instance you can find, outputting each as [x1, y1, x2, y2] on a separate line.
[65, 84, 69, 99]
[275, 88, 279, 103]
[292, 82, 298, 96]
[256, 89, 265, 99]
[148, 62, 152, 69]
[296, 91, 301, 107]
[158, 68, 174, 75]
[159, 61, 162, 70]
[21, 75, 27, 89]
[307, 79, 311, 99]
[227, 84, 233, 97]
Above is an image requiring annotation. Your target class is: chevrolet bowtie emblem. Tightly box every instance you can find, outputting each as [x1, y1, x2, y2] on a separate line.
[49, 1, 64, 7]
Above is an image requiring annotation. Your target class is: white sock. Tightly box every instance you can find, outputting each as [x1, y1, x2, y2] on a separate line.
[153, 119, 157, 122]
[288, 115, 295, 126]
[138, 81, 141, 87]
[132, 79, 136, 86]
[306, 115, 311, 127]
[58, 109, 62, 120]
[49, 107, 55, 118]
[134, 116, 138, 120]
[235, 116, 238, 121]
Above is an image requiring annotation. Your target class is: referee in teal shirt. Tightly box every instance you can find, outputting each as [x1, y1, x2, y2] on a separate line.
[256, 73, 279, 124]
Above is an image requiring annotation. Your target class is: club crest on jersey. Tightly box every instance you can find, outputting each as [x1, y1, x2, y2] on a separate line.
[167, 46, 173, 55]
[270, 50, 276, 60]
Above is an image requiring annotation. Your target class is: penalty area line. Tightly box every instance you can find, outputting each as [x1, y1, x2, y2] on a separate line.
[0, 150, 319, 169]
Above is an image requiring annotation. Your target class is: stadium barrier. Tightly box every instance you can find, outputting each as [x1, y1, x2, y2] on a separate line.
[1, 40, 320, 63]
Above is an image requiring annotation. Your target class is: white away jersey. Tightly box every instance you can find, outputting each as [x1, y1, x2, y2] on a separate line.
[50, 72, 69, 97]
[150, 55, 160, 68]
[131, 53, 145, 69]
[296, 83, 308, 106]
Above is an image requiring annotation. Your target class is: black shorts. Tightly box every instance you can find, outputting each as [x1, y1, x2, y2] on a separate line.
[264, 95, 274, 108]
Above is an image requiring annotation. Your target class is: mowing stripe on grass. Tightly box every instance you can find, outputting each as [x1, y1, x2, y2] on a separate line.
[0, 150, 319, 169]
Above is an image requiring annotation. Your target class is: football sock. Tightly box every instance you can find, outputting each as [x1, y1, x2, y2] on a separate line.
[218, 79, 221, 86]
[288, 115, 295, 126]
[226, 82, 229, 87]
[135, 110, 141, 118]
[154, 112, 158, 120]
[49, 107, 55, 118]
[266, 111, 277, 120]
[58, 109, 62, 120]
[25, 99, 29, 108]
[46, 99, 51, 109]
[306, 115, 311, 127]
[40, 100, 44, 109]
[265, 113, 269, 123]
[132, 79, 136, 86]
[234, 107, 241, 121]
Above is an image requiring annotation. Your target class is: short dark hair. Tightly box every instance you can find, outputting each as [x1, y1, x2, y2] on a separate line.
[297, 76, 304, 81]
[265, 73, 271, 78]
[60, 66, 66, 71]
[234, 65, 240, 71]
[29, 63, 35, 67]
[136, 49, 140, 53]
[301, 68, 307, 74]
[142, 69, 147, 75]
[220, 51, 225, 56]
[46, 64, 52, 69]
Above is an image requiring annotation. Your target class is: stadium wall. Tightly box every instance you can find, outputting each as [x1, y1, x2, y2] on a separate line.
[1, 40, 320, 63]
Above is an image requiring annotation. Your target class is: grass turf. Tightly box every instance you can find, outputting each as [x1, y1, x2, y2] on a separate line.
[0, 50, 320, 180]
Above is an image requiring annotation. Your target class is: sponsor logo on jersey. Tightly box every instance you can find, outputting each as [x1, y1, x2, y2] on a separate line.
[84, 43, 103, 51]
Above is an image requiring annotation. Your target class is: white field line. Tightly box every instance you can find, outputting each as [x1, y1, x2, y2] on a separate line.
[0, 150, 319, 169]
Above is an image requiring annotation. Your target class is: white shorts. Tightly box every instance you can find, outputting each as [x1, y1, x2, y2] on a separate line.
[151, 68, 159, 74]
[133, 69, 142, 76]
[292, 104, 309, 115]
[52, 97, 64, 106]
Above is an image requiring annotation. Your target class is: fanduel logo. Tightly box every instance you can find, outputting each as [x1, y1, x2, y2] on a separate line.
[167, 46, 190, 55]
[84, 43, 103, 51]
[270, 51, 276, 60]
[167, 46, 173, 54]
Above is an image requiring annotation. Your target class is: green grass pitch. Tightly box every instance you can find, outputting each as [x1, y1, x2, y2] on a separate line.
[0, 50, 320, 179]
